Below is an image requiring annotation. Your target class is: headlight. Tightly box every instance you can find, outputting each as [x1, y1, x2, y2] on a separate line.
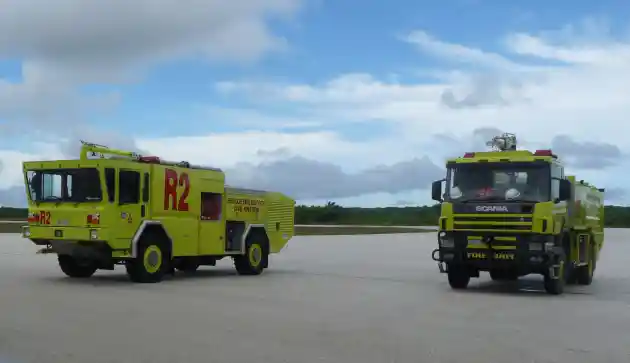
[22, 226, 31, 238]
[90, 229, 98, 240]
[529, 241, 554, 251]
[440, 239, 455, 248]
[438, 231, 453, 248]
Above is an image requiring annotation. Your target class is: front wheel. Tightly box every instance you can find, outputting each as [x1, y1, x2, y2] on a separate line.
[126, 240, 169, 283]
[544, 254, 567, 295]
[234, 234, 268, 275]
[447, 264, 470, 289]
[58, 255, 98, 278]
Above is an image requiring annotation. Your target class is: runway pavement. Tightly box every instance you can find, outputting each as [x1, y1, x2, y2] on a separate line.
[1, 229, 629, 363]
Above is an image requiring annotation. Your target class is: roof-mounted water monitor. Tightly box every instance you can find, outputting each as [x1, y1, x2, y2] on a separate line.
[485, 132, 517, 151]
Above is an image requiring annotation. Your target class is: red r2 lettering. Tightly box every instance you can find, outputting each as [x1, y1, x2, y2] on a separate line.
[164, 168, 190, 211]
[39, 211, 51, 224]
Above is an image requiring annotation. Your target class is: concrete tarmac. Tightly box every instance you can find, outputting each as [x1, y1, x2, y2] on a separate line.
[1, 230, 629, 363]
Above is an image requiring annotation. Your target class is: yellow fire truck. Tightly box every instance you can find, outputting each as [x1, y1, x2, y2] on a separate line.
[21, 141, 296, 283]
[430, 133, 605, 295]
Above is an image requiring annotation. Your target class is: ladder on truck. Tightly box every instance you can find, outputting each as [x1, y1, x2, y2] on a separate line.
[78, 140, 223, 172]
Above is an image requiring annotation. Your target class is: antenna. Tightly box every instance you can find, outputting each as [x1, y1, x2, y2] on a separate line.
[486, 133, 517, 151]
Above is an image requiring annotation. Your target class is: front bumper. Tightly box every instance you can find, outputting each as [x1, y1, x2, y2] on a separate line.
[22, 225, 107, 243]
[431, 231, 561, 272]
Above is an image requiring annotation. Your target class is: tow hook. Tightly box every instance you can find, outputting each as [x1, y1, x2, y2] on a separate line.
[431, 248, 440, 262]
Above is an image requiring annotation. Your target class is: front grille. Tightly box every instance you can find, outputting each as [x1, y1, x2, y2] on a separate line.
[453, 214, 533, 232]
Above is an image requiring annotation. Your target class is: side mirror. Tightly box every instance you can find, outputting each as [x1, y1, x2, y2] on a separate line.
[432, 180, 444, 202]
[558, 179, 571, 201]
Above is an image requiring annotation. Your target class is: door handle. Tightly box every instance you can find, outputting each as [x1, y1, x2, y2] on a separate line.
[141, 205, 146, 217]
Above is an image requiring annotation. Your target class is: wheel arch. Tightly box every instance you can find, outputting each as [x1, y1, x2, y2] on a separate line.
[242, 224, 269, 253]
[131, 220, 173, 258]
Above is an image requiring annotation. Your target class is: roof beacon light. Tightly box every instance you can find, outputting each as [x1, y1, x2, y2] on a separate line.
[486, 132, 517, 152]
[463, 152, 475, 158]
[139, 156, 161, 163]
[534, 149, 554, 157]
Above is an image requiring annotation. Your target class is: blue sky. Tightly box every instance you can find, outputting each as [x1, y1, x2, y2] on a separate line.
[109, 0, 627, 138]
[0, 0, 624, 138]
[1, 0, 630, 207]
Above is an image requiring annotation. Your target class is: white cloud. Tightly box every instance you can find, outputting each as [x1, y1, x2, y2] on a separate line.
[403, 30, 526, 71]
[217, 21, 630, 145]
[2, 16, 630, 206]
[0, 0, 302, 83]
[0, 0, 305, 134]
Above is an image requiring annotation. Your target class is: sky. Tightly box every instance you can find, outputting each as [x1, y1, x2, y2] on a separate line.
[1, 0, 630, 208]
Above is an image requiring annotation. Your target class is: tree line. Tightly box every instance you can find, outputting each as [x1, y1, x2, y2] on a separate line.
[3, 203, 630, 227]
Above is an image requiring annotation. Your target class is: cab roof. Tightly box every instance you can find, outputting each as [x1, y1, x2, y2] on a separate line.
[446, 149, 560, 164]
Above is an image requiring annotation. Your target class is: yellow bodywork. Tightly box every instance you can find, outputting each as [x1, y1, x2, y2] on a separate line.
[21, 143, 296, 262]
[439, 149, 605, 266]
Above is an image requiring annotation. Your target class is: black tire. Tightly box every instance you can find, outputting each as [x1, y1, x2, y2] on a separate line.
[234, 230, 269, 276]
[58, 255, 98, 278]
[447, 264, 470, 289]
[543, 253, 567, 295]
[125, 234, 170, 283]
[576, 243, 595, 285]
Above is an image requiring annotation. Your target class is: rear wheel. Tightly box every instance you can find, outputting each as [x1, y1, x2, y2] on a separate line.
[447, 264, 470, 289]
[126, 236, 170, 283]
[58, 255, 97, 278]
[576, 243, 595, 285]
[234, 231, 268, 275]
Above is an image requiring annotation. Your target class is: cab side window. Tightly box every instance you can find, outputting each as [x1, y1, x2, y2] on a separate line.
[105, 168, 116, 203]
[551, 164, 562, 200]
[201, 192, 222, 221]
[119, 170, 140, 204]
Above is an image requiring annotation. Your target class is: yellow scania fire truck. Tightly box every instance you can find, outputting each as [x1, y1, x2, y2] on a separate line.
[21, 141, 296, 283]
[430, 133, 604, 295]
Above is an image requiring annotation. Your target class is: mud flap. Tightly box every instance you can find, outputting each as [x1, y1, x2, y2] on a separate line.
[577, 233, 589, 264]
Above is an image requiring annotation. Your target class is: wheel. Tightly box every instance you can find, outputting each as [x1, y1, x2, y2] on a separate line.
[234, 232, 268, 275]
[447, 264, 470, 289]
[543, 254, 567, 295]
[575, 244, 595, 285]
[58, 255, 97, 278]
[126, 237, 169, 283]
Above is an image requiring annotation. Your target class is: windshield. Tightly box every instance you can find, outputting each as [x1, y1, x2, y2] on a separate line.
[446, 162, 550, 202]
[27, 168, 103, 203]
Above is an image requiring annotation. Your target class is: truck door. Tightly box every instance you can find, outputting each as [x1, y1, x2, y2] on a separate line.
[115, 168, 145, 242]
[198, 180, 226, 255]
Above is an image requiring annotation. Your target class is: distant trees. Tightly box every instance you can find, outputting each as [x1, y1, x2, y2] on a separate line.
[295, 203, 440, 226]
